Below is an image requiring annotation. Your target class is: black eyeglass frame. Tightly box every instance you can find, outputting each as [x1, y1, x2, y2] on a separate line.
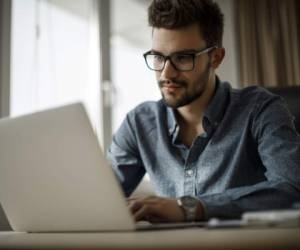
[143, 45, 218, 72]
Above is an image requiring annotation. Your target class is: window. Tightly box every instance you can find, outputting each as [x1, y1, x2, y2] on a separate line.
[11, 0, 102, 142]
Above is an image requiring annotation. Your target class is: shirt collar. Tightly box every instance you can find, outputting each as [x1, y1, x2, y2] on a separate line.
[204, 76, 230, 129]
[166, 76, 230, 136]
[166, 105, 178, 136]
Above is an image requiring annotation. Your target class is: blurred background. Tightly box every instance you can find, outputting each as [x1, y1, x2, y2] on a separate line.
[0, 0, 300, 199]
[1, 0, 300, 150]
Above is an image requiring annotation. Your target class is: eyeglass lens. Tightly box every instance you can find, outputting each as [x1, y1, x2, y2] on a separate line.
[145, 54, 194, 71]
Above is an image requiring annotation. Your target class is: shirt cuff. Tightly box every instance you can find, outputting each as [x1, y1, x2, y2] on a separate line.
[198, 194, 242, 220]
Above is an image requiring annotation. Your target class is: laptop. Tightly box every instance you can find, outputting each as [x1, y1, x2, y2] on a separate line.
[0, 103, 205, 232]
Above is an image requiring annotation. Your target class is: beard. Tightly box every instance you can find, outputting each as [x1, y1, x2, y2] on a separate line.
[159, 61, 211, 108]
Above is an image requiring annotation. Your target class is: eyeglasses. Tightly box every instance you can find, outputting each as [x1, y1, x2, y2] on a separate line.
[143, 46, 217, 72]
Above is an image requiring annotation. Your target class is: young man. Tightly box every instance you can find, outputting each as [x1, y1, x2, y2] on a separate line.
[108, 0, 300, 223]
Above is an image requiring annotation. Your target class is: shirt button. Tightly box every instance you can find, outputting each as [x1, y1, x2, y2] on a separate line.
[186, 169, 194, 176]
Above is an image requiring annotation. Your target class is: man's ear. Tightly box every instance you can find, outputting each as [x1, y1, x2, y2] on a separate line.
[211, 47, 225, 69]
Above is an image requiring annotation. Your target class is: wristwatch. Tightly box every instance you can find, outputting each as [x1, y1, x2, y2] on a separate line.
[177, 195, 199, 222]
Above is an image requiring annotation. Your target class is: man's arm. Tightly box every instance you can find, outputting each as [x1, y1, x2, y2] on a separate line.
[108, 114, 146, 197]
[198, 95, 300, 219]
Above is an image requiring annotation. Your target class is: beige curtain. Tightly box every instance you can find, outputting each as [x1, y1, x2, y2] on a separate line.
[236, 0, 300, 87]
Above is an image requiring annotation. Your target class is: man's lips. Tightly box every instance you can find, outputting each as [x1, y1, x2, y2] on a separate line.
[162, 83, 183, 91]
[163, 84, 182, 89]
[159, 80, 186, 94]
[159, 79, 186, 87]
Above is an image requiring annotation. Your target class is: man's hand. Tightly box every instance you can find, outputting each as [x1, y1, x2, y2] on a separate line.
[127, 196, 185, 223]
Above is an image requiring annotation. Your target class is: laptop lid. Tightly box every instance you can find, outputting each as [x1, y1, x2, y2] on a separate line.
[0, 103, 135, 232]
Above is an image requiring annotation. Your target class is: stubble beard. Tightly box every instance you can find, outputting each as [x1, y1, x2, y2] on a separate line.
[159, 62, 211, 109]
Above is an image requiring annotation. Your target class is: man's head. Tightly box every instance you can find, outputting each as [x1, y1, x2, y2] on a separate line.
[145, 0, 225, 108]
[148, 0, 224, 48]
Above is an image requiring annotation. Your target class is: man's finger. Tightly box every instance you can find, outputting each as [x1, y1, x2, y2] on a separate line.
[126, 197, 140, 202]
[127, 196, 157, 202]
[133, 204, 155, 222]
[128, 199, 144, 214]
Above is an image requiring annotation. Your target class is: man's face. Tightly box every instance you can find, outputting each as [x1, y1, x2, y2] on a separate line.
[151, 24, 213, 108]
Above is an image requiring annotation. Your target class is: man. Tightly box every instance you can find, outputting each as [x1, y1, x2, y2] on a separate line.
[108, 0, 300, 223]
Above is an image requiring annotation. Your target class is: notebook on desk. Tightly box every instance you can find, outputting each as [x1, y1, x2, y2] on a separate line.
[0, 103, 205, 232]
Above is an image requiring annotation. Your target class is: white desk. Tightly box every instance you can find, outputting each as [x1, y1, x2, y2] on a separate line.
[0, 227, 300, 250]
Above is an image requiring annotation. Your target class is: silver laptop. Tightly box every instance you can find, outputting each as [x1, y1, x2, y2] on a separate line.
[0, 103, 204, 232]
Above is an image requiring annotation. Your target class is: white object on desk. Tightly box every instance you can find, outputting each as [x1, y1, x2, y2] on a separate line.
[242, 209, 300, 227]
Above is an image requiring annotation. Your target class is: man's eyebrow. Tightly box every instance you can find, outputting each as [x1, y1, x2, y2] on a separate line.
[174, 49, 198, 53]
[150, 49, 198, 54]
[149, 49, 163, 54]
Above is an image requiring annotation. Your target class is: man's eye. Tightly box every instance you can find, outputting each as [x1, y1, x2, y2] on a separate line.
[153, 55, 164, 62]
[173, 54, 192, 63]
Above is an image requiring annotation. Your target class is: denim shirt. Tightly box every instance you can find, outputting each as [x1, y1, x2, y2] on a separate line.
[108, 79, 300, 219]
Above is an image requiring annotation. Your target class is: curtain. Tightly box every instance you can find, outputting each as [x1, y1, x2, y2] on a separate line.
[236, 0, 300, 87]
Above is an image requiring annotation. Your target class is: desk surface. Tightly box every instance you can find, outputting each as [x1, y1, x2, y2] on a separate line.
[0, 227, 300, 250]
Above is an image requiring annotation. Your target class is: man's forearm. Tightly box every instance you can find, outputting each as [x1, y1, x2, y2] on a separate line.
[198, 180, 300, 219]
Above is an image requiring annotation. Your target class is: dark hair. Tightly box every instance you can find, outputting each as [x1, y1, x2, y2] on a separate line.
[148, 0, 224, 47]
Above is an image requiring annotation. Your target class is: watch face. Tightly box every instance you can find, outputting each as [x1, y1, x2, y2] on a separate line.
[179, 196, 198, 222]
[181, 196, 198, 208]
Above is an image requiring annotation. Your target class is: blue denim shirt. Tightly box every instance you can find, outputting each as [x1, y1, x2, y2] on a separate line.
[108, 79, 300, 219]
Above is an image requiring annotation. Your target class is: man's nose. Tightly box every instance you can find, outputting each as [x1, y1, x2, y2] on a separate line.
[161, 60, 179, 79]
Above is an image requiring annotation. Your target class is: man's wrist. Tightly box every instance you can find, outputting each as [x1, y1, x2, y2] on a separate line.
[177, 196, 205, 221]
[195, 199, 205, 221]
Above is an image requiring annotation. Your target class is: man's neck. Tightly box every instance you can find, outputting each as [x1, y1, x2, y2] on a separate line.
[175, 76, 216, 148]
[177, 76, 216, 127]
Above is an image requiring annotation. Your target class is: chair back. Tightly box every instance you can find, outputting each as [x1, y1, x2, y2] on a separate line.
[267, 86, 300, 133]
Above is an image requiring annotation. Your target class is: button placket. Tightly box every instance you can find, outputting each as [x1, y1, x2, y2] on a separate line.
[184, 159, 196, 195]
[186, 169, 194, 177]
